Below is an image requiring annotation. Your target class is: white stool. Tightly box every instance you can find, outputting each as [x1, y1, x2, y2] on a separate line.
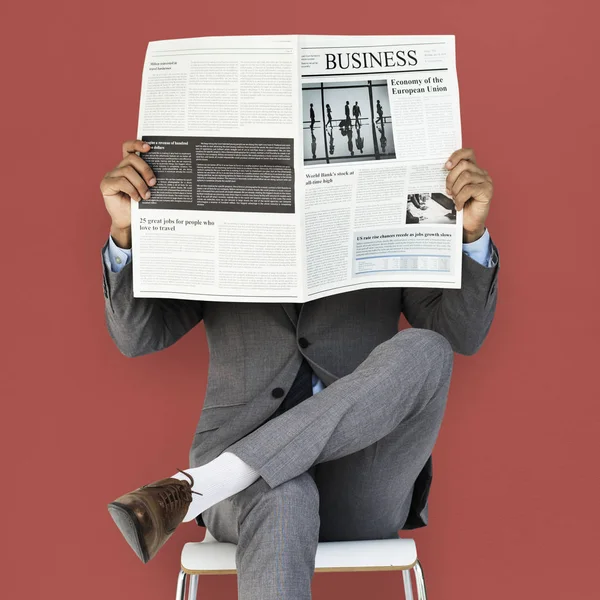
[176, 531, 427, 599]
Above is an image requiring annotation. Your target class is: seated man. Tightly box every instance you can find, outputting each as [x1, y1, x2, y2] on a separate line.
[100, 143, 498, 600]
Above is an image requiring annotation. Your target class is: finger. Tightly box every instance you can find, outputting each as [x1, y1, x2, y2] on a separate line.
[113, 165, 151, 200]
[450, 170, 488, 197]
[122, 139, 151, 159]
[445, 160, 486, 192]
[445, 147, 476, 170]
[453, 184, 477, 211]
[119, 153, 157, 186]
[454, 183, 491, 211]
[101, 175, 143, 202]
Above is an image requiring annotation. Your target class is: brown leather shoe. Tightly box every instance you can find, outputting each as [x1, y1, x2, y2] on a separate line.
[107, 470, 200, 563]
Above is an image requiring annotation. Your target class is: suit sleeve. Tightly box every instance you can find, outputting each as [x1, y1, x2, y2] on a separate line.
[101, 241, 204, 358]
[401, 239, 499, 356]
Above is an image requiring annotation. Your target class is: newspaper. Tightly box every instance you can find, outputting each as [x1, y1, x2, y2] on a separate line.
[132, 35, 463, 302]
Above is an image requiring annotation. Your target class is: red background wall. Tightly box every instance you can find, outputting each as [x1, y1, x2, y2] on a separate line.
[2, 0, 599, 598]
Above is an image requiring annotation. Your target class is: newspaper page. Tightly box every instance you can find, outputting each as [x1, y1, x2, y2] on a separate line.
[132, 35, 306, 302]
[132, 34, 463, 302]
[300, 35, 463, 300]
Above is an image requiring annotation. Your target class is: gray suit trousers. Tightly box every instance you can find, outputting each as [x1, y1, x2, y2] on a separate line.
[202, 328, 453, 600]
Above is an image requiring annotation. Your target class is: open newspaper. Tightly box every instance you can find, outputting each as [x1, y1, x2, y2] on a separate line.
[132, 35, 463, 302]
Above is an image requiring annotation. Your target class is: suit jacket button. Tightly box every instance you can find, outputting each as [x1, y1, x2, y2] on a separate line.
[298, 337, 310, 349]
[272, 387, 285, 399]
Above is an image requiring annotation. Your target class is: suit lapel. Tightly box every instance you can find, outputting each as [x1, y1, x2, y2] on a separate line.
[281, 304, 298, 327]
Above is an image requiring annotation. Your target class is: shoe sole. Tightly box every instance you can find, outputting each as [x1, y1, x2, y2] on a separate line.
[107, 502, 150, 564]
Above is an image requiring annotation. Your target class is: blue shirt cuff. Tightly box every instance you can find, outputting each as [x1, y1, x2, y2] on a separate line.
[104, 235, 132, 273]
[462, 229, 493, 267]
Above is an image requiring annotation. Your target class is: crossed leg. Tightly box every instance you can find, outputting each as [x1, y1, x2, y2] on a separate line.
[202, 328, 452, 599]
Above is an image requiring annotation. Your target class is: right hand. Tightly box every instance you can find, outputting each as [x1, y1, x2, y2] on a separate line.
[100, 140, 156, 246]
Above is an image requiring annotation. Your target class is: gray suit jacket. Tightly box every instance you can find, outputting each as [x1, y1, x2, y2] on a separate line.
[102, 241, 499, 529]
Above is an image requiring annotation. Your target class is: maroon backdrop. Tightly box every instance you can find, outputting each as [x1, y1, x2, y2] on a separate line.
[2, 1, 599, 598]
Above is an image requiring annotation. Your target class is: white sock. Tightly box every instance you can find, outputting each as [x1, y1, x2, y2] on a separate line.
[171, 452, 259, 523]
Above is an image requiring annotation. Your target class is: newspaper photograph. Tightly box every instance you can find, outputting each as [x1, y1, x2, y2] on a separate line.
[131, 34, 463, 302]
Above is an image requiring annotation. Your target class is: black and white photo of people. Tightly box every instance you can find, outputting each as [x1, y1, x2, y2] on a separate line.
[302, 80, 396, 165]
[405, 192, 457, 225]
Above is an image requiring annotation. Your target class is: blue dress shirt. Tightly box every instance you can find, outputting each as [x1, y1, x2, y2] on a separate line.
[104, 230, 494, 394]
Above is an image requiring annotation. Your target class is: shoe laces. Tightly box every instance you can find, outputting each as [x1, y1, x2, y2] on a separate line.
[157, 469, 202, 513]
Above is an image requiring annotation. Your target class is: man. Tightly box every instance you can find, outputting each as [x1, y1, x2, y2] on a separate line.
[376, 99, 384, 123]
[326, 103, 332, 127]
[344, 100, 351, 126]
[100, 142, 497, 600]
[352, 101, 361, 128]
[309, 103, 316, 130]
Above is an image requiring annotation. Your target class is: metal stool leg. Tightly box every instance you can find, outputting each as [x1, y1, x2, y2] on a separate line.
[187, 574, 199, 600]
[402, 568, 414, 600]
[176, 570, 187, 600]
[413, 560, 428, 600]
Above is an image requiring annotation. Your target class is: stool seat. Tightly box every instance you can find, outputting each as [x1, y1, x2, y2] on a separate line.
[181, 534, 418, 575]
[177, 532, 427, 599]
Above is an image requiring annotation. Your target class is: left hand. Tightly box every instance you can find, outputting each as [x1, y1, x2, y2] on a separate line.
[445, 148, 493, 243]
